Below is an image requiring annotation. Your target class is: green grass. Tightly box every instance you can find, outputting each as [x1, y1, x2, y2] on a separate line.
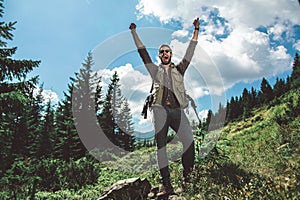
[2, 90, 299, 200]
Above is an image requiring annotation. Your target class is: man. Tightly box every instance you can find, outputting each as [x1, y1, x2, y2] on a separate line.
[129, 18, 199, 196]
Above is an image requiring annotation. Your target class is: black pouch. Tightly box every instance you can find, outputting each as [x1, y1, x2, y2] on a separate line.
[141, 94, 153, 119]
[141, 82, 154, 119]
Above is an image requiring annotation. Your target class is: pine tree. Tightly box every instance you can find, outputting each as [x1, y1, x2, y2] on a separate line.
[73, 52, 98, 113]
[23, 87, 44, 158]
[273, 78, 286, 98]
[54, 80, 86, 161]
[95, 78, 104, 116]
[99, 71, 135, 151]
[0, 0, 40, 94]
[213, 103, 226, 130]
[291, 53, 300, 89]
[99, 71, 120, 148]
[250, 87, 258, 108]
[118, 100, 135, 151]
[226, 97, 235, 122]
[204, 109, 213, 131]
[226, 95, 243, 122]
[285, 75, 292, 91]
[0, 0, 40, 173]
[111, 73, 124, 148]
[72, 52, 101, 151]
[259, 77, 274, 104]
[242, 88, 251, 118]
[36, 101, 55, 159]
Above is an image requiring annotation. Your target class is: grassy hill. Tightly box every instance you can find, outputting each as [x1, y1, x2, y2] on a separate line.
[19, 89, 300, 199]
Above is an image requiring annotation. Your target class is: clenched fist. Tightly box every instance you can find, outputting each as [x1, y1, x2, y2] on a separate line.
[129, 23, 136, 30]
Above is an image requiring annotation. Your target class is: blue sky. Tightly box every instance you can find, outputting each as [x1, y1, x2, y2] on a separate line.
[4, 0, 300, 132]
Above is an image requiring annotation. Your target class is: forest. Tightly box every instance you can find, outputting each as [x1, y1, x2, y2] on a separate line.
[1, 0, 299, 199]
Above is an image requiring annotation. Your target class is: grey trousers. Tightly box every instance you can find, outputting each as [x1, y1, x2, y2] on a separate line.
[152, 106, 195, 182]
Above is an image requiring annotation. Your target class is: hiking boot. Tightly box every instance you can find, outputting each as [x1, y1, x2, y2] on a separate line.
[182, 169, 193, 191]
[183, 169, 192, 183]
[157, 181, 174, 197]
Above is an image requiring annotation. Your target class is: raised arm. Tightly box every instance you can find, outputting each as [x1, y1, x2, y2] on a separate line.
[129, 23, 145, 49]
[129, 23, 158, 78]
[177, 18, 200, 74]
[192, 17, 200, 41]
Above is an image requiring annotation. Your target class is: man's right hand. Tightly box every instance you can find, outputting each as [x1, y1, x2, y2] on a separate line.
[129, 23, 136, 30]
[129, 22, 144, 48]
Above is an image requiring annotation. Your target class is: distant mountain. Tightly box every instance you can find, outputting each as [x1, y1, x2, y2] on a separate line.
[133, 130, 155, 141]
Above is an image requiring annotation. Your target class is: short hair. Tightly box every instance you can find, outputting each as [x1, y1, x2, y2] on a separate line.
[159, 44, 172, 52]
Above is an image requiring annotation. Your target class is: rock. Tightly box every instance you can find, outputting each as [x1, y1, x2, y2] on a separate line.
[148, 186, 186, 200]
[168, 195, 186, 200]
[147, 186, 159, 199]
[98, 177, 151, 200]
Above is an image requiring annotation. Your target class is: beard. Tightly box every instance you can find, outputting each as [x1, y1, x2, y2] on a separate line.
[161, 56, 172, 65]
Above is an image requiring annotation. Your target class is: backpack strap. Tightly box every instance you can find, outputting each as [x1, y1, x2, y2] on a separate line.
[186, 94, 201, 123]
[141, 82, 154, 119]
[149, 81, 154, 93]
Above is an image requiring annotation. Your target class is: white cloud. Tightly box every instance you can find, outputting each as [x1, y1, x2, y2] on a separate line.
[99, 0, 299, 131]
[136, 0, 300, 28]
[97, 64, 153, 131]
[172, 30, 189, 38]
[33, 87, 59, 104]
[96, 62, 215, 132]
[294, 40, 300, 51]
[135, 0, 298, 92]
[199, 109, 209, 121]
[136, 0, 186, 23]
[98, 63, 151, 102]
[268, 23, 287, 40]
[200, 27, 291, 87]
[270, 46, 290, 60]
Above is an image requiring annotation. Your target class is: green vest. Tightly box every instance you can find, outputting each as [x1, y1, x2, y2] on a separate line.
[152, 64, 189, 108]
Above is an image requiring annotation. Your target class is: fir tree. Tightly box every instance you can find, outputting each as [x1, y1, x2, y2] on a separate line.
[242, 88, 251, 118]
[72, 52, 101, 151]
[95, 78, 104, 116]
[99, 71, 120, 148]
[225, 97, 234, 123]
[99, 71, 135, 151]
[73, 52, 98, 113]
[36, 101, 55, 159]
[24, 87, 44, 158]
[250, 87, 258, 108]
[118, 100, 135, 151]
[213, 103, 226, 130]
[0, 0, 40, 173]
[110, 73, 124, 147]
[54, 80, 86, 161]
[259, 77, 274, 104]
[273, 78, 286, 98]
[204, 109, 213, 131]
[0, 0, 40, 94]
[291, 53, 300, 89]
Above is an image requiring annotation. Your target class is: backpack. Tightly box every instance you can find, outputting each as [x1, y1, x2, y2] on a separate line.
[141, 83, 200, 123]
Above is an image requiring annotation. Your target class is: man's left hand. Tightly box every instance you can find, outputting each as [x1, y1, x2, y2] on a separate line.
[193, 18, 200, 29]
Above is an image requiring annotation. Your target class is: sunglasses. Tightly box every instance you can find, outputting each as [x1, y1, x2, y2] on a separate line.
[159, 49, 172, 54]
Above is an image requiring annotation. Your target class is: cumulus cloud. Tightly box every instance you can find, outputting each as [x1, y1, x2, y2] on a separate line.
[200, 26, 291, 86]
[136, 0, 300, 28]
[172, 29, 189, 38]
[98, 0, 299, 131]
[294, 40, 300, 51]
[97, 64, 153, 131]
[136, 0, 298, 92]
[97, 63, 214, 132]
[98, 63, 151, 100]
[33, 87, 59, 104]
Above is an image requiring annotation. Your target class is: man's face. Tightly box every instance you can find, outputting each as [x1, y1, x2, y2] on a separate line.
[159, 47, 172, 65]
